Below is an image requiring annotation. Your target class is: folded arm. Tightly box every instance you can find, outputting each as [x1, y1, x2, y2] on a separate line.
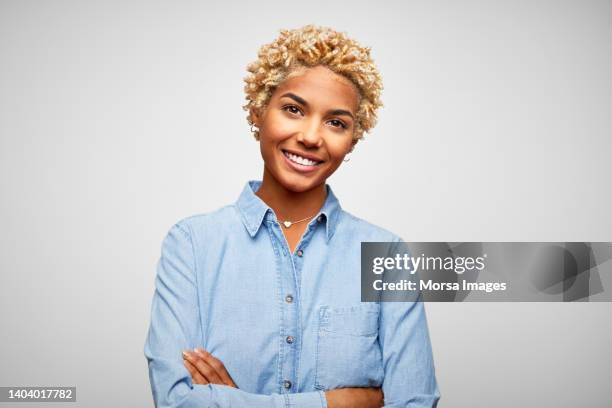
[143, 222, 326, 408]
[378, 239, 441, 407]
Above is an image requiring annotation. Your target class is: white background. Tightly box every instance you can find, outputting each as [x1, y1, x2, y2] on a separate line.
[1, 0, 611, 406]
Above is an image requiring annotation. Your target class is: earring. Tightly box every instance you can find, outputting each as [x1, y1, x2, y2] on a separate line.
[343, 154, 351, 162]
[250, 124, 259, 139]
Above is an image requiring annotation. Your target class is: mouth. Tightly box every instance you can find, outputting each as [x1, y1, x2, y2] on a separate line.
[281, 149, 323, 173]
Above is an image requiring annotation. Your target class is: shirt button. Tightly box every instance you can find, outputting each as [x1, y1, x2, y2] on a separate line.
[297, 249, 303, 257]
[283, 380, 292, 389]
[317, 215, 323, 222]
[285, 294, 293, 303]
[286, 335, 294, 344]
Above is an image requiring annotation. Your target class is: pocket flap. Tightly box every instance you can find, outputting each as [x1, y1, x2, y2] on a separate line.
[319, 303, 380, 336]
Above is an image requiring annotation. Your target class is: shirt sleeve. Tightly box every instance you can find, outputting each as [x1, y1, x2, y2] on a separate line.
[144, 222, 327, 408]
[378, 238, 441, 408]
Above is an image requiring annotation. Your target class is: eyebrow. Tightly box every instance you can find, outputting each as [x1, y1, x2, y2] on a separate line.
[280, 92, 355, 120]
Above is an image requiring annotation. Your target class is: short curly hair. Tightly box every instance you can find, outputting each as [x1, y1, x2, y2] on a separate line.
[243, 24, 384, 141]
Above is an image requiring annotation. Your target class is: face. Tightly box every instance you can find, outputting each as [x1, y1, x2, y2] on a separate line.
[251, 65, 360, 193]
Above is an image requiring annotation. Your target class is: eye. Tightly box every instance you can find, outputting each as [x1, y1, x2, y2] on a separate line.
[282, 104, 303, 116]
[328, 119, 348, 129]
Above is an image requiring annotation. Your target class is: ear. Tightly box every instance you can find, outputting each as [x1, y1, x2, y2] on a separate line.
[349, 138, 358, 153]
[250, 107, 261, 127]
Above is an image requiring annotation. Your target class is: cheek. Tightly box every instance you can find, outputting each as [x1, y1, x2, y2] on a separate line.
[326, 139, 354, 161]
[261, 112, 296, 139]
[260, 139, 277, 162]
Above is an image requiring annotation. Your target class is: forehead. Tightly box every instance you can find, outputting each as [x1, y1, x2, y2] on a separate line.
[274, 65, 360, 111]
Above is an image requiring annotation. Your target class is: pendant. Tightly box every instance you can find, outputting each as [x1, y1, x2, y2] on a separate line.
[283, 221, 292, 228]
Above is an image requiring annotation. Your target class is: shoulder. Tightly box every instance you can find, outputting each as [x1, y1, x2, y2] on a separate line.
[166, 204, 241, 238]
[336, 209, 403, 242]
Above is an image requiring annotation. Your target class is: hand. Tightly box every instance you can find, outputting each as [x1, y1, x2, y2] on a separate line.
[325, 387, 384, 408]
[182, 348, 238, 388]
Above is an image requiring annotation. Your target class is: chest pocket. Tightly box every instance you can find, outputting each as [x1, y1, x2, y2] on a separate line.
[314, 303, 384, 390]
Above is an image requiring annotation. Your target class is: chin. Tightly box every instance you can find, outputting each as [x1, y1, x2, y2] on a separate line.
[277, 172, 325, 193]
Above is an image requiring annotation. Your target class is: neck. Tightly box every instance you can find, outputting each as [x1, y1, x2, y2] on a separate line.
[255, 168, 327, 222]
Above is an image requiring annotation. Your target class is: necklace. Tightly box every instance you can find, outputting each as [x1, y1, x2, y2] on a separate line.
[280, 214, 316, 229]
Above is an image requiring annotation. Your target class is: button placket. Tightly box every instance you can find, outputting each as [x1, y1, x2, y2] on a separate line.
[270, 221, 301, 393]
[274, 218, 319, 393]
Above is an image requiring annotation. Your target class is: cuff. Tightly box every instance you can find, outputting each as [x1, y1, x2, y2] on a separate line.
[285, 390, 327, 408]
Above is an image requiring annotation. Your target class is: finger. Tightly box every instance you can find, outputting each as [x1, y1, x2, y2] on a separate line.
[187, 350, 224, 384]
[196, 349, 238, 388]
[183, 358, 208, 385]
[183, 351, 218, 384]
[184, 359, 207, 385]
[195, 349, 233, 385]
[193, 349, 226, 385]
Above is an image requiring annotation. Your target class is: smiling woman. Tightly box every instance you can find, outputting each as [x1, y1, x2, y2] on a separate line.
[144, 24, 440, 408]
[252, 64, 363, 253]
[254, 66, 358, 191]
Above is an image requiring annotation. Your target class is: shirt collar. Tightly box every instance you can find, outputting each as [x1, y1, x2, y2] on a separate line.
[236, 180, 341, 242]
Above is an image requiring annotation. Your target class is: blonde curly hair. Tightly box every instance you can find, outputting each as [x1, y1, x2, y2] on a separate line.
[243, 24, 383, 142]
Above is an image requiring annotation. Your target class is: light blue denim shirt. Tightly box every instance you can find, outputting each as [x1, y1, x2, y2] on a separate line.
[144, 180, 440, 407]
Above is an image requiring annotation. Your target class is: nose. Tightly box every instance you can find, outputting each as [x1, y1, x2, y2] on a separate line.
[296, 121, 323, 148]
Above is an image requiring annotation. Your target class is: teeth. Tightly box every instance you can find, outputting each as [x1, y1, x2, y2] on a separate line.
[284, 151, 319, 166]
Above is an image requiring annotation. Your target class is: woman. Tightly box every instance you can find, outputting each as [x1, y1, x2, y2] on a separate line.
[144, 25, 440, 408]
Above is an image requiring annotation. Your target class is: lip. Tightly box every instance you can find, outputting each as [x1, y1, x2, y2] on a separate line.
[281, 149, 322, 174]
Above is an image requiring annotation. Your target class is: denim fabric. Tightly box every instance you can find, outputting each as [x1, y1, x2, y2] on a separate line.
[144, 180, 440, 407]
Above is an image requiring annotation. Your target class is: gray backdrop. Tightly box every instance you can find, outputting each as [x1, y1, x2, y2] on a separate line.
[1, 0, 610, 407]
